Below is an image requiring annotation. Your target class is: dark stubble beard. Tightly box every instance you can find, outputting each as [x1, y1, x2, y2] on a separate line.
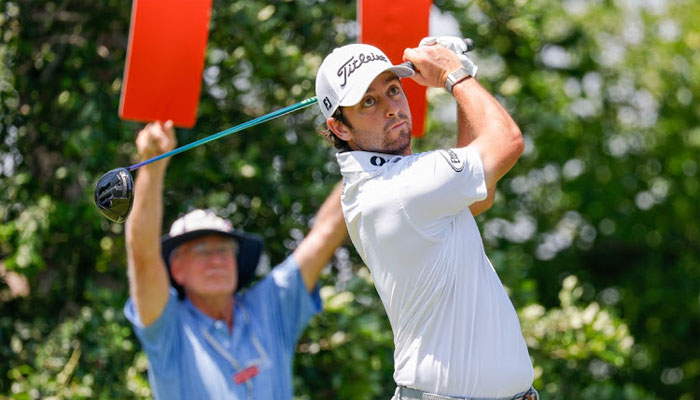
[380, 112, 412, 155]
[381, 128, 412, 155]
[353, 133, 411, 154]
[341, 113, 413, 155]
[351, 112, 412, 155]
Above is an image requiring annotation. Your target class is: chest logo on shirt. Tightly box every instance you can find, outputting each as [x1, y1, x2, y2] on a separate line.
[440, 149, 464, 172]
[370, 156, 386, 167]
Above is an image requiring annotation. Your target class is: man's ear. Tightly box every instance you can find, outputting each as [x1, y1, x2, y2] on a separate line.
[327, 117, 352, 141]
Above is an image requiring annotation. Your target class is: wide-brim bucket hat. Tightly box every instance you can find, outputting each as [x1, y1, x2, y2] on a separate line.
[161, 209, 263, 298]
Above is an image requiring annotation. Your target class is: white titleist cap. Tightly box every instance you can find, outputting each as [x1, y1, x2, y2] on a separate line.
[315, 44, 415, 119]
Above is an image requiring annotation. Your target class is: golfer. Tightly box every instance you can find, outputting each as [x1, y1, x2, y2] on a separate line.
[123, 121, 347, 399]
[315, 38, 537, 400]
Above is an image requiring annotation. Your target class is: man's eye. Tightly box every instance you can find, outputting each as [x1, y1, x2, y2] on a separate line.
[389, 86, 400, 95]
[362, 97, 375, 107]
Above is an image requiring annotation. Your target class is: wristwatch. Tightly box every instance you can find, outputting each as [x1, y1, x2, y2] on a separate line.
[445, 66, 472, 94]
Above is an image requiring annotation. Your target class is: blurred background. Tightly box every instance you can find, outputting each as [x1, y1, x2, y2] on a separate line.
[0, 0, 698, 398]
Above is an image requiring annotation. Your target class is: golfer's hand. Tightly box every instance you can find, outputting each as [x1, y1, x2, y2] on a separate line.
[135, 120, 177, 168]
[419, 36, 478, 77]
[403, 45, 463, 89]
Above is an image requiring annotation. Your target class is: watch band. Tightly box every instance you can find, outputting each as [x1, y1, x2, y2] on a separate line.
[445, 66, 472, 94]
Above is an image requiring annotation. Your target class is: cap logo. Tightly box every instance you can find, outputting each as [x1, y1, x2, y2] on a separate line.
[337, 52, 388, 88]
[323, 97, 332, 110]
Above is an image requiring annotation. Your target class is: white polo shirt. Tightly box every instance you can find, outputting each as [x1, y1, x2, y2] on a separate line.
[337, 147, 533, 398]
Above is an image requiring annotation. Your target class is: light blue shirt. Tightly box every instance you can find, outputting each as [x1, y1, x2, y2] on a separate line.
[124, 255, 321, 400]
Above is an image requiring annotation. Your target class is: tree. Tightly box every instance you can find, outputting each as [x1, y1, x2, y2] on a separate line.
[1, 0, 698, 398]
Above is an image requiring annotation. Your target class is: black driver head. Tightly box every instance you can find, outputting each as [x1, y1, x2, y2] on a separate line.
[94, 168, 134, 223]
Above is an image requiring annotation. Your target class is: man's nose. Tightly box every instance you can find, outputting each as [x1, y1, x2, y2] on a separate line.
[384, 96, 400, 118]
[203, 247, 231, 263]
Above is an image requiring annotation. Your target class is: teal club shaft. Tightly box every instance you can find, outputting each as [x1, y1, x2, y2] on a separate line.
[128, 96, 319, 171]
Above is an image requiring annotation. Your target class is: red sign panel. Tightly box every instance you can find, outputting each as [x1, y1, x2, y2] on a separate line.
[119, 0, 213, 128]
[359, 0, 432, 137]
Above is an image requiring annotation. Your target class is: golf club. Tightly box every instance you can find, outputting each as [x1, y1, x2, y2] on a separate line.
[95, 38, 475, 223]
[399, 37, 474, 70]
[94, 96, 318, 223]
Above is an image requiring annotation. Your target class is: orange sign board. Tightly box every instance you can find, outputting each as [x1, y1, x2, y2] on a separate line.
[119, 0, 213, 128]
[359, 0, 432, 137]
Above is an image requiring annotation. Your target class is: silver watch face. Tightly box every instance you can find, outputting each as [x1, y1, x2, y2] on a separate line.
[446, 67, 470, 93]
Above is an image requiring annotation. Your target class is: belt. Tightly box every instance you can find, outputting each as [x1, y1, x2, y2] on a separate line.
[396, 386, 539, 400]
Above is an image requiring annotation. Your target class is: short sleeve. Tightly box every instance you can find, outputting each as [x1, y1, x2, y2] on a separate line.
[124, 288, 181, 374]
[239, 255, 321, 349]
[396, 147, 487, 225]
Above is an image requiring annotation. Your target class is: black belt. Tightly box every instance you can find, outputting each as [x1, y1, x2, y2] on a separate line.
[396, 386, 539, 400]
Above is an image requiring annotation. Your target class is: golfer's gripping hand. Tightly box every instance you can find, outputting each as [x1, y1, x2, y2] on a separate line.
[403, 45, 464, 89]
[135, 121, 177, 169]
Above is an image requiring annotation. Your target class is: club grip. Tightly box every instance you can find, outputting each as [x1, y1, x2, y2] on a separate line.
[400, 61, 416, 70]
[399, 38, 474, 71]
[464, 38, 475, 52]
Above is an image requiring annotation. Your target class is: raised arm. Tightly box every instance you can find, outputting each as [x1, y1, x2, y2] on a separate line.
[293, 182, 347, 292]
[451, 76, 524, 188]
[125, 121, 177, 326]
[457, 104, 497, 217]
[404, 44, 523, 213]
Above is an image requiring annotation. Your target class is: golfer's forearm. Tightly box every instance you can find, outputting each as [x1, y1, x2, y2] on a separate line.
[454, 78, 519, 147]
[453, 78, 523, 187]
[454, 79, 481, 148]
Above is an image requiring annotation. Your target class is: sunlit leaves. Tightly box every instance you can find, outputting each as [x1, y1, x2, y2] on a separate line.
[0, 0, 698, 398]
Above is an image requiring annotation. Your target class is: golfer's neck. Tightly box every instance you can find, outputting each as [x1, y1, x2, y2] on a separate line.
[189, 293, 235, 331]
[350, 143, 413, 156]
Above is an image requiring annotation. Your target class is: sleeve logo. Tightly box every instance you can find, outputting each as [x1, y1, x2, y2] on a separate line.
[440, 149, 464, 172]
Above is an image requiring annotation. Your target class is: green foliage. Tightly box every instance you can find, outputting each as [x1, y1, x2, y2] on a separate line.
[2, 284, 149, 399]
[1, 0, 698, 399]
[295, 268, 395, 399]
[519, 275, 655, 399]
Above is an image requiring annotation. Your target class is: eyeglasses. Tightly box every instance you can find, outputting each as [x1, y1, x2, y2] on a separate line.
[184, 240, 238, 259]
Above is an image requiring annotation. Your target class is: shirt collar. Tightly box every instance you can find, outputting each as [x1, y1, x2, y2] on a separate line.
[184, 297, 237, 332]
[336, 150, 404, 173]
